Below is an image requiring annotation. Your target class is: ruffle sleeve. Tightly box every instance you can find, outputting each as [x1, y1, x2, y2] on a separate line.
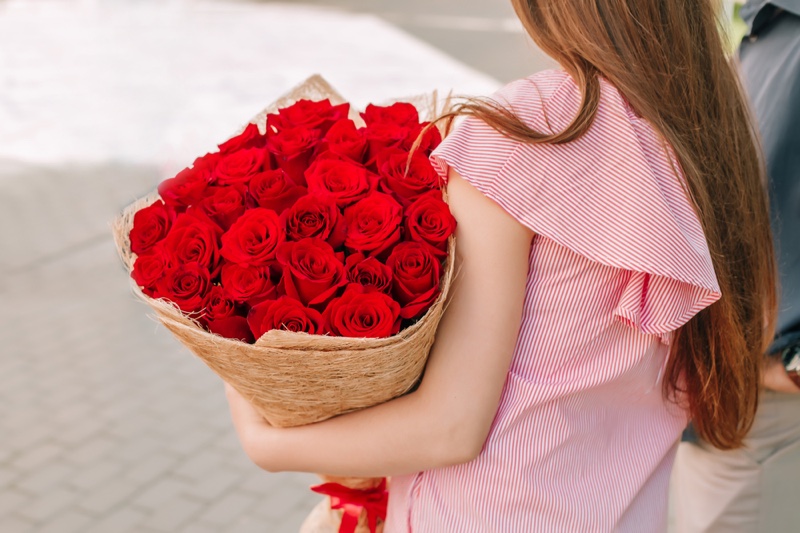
[431, 70, 721, 344]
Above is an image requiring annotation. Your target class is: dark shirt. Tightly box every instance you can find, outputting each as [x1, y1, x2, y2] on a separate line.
[740, 0, 800, 352]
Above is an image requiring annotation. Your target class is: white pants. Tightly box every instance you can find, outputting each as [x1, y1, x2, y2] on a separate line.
[671, 391, 800, 532]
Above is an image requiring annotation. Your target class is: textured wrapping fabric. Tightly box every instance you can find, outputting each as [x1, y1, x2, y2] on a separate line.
[386, 70, 720, 533]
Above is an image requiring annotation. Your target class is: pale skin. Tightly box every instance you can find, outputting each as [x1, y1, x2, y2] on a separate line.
[226, 170, 534, 477]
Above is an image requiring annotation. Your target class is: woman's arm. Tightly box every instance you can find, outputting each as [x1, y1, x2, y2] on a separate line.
[226, 171, 534, 477]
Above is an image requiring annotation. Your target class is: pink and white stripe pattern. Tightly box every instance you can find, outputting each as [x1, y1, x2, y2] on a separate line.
[385, 70, 720, 532]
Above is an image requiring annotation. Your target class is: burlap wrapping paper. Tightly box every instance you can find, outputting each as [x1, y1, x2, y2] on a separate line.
[112, 75, 455, 533]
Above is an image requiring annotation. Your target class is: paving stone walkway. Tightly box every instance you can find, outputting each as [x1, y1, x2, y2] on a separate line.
[0, 161, 321, 533]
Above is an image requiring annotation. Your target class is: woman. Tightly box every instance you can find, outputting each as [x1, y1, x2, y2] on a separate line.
[226, 0, 777, 531]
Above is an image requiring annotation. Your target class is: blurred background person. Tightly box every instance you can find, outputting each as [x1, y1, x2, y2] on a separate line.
[672, 1, 800, 531]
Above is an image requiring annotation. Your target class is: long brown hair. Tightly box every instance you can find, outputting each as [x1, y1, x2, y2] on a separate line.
[438, 0, 777, 449]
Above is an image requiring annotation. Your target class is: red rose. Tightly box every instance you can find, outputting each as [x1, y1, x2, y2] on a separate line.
[248, 169, 307, 214]
[377, 149, 441, 204]
[402, 122, 442, 154]
[324, 284, 401, 338]
[163, 210, 222, 274]
[213, 147, 266, 186]
[362, 123, 411, 159]
[206, 316, 254, 343]
[200, 285, 238, 324]
[345, 253, 392, 293]
[199, 286, 252, 342]
[220, 264, 276, 305]
[218, 123, 266, 154]
[284, 194, 347, 248]
[199, 186, 247, 231]
[276, 239, 347, 307]
[266, 127, 321, 186]
[158, 163, 211, 209]
[320, 119, 367, 162]
[387, 241, 442, 319]
[268, 99, 350, 135]
[305, 159, 374, 208]
[361, 103, 420, 128]
[220, 208, 284, 267]
[132, 243, 172, 296]
[130, 200, 174, 255]
[343, 192, 403, 257]
[155, 263, 212, 313]
[248, 296, 327, 339]
[192, 151, 222, 175]
[404, 191, 456, 255]
[361, 103, 421, 158]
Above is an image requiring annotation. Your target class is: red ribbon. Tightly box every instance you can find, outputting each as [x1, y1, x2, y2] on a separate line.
[310, 478, 388, 533]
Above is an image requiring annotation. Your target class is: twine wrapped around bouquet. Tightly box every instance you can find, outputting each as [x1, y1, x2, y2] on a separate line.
[112, 75, 455, 533]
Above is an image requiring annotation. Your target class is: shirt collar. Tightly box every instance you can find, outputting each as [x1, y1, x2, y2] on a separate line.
[741, 0, 800, 35]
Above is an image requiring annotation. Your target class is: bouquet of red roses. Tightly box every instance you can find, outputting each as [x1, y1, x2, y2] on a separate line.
[113, 76, 455, 533]
[127, 98, 452, 344]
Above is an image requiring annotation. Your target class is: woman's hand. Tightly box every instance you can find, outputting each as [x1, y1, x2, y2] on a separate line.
[224, 382, 280, 471]
[762, 356, 800, 394]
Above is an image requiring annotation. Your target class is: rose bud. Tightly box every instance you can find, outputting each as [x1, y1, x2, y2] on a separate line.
[213, 147, 266, 187]
[156, 263, 212, 314]
[220, 208, 284, 267]
[248, 296, 327, 339]
[345, 253, 392, 294]
[377, 149, 441, 205]
[404, 191, 456, 256]
[276, 238, 347, 308]
[249, 169, 307, 214]
[320, 119, 368, 162]
[324, 284, 401, 338]
[266, 127, 322, 186]
[206, 316, 254, 343]
[199, 186, 247, 231]
[305, 159, 375, 208]
[387, 241, 442, 320]
[163, 210, 223, 275]
[130, 200, 174, 255]
[284, 194, 347, 248]
[267, 99, 350, 136]
[131, 244, 172, 297]
[220, 264, 276, 306]
[218, 123, 266, 154]
[158, 163, 211, 209]
[343, 192, 403, 257]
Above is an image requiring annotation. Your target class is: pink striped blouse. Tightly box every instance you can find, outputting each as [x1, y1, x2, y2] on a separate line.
[384, 69, 721, 532]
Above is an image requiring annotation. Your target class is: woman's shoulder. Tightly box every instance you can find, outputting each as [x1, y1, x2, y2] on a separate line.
[492, 69, 638, 134]
[488, 69, 575, 128]
[494, 69, 574, 104]
[432, 69, 644, 186]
